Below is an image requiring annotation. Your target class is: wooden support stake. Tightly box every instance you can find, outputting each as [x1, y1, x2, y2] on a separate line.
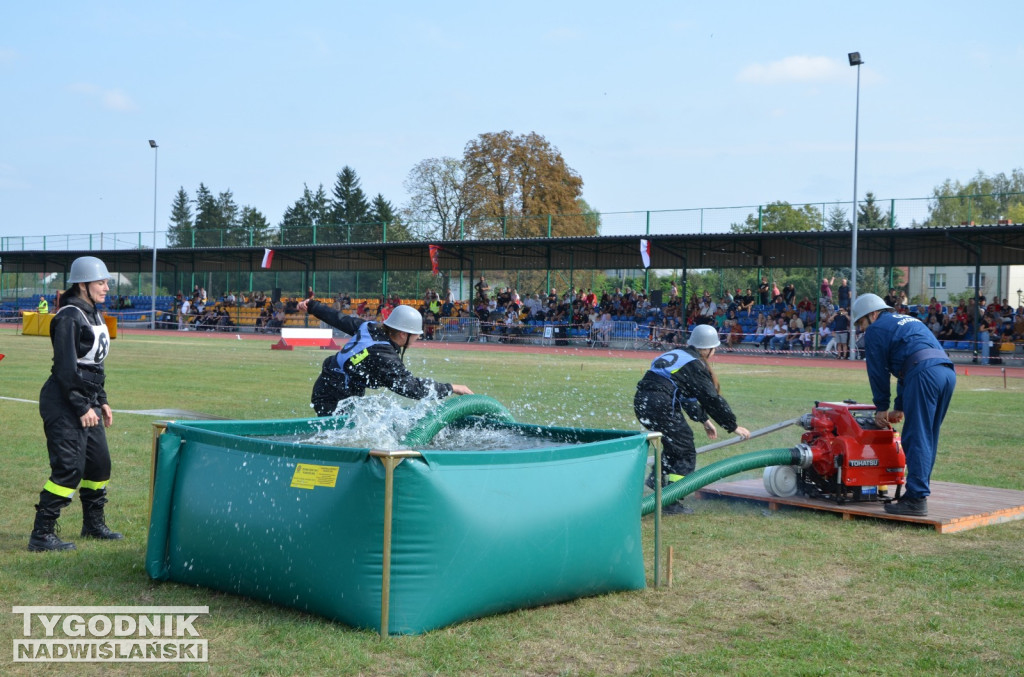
[378, 454, 400, 639]
[148, 421, 168, 526]
[667, 546, 674, 588]
[648, 432, 663, 587]
[369, 449, 421, 639]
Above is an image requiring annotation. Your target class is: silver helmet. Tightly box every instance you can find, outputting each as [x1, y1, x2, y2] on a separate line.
[851, 293, 892, 324]
[383, 304, 424, 335]
[67, 256, 111, 284]
[687, 324, 721, 349]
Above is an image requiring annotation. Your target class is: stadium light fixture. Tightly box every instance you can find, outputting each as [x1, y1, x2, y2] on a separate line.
[848, 51, 863, 305]
[149, 140, 158, 330]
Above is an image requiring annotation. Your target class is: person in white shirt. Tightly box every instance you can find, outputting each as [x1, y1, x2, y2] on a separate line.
[593, 312, 614, 347]
[769, 318, 789, 351]
[178, 297, 192, 330]
[698, 298, 717, 323]
[524, 294, 540, 319]
[820, 323, 836, 356]
[797, 325, 813, 353]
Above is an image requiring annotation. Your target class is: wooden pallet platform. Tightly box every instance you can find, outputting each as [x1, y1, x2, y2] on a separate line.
[695, 479, 1024, 534]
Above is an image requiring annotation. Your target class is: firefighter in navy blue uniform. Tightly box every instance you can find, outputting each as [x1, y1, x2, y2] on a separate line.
[29, 256, 123, 552]
[852, 293, 956, 517]
[634, 324, 751, 514]
[297, 299, 473, 416]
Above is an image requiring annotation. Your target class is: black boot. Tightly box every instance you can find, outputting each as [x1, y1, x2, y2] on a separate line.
[28, 507, 76, 552]
[80, 487, 123, 540]
[884, 496, 928, 516]
[81, 506, 123, 540]
[646, 473, 694, 515]
[663, 500, 695, 515]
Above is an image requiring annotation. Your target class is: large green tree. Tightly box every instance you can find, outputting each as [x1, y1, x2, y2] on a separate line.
[166, 187, 193, 247]
[166, 185, 265, 247]
[733, 201, 823, 233]
[922, 169, 1024, 226]
[280, 184, 331, 244]
[238, 206, 274, 246]
[330, 167, 371, 242]
[856, 191, 894, 229]
[368, 193, 410, 242]
[403, 157, 477, 240]
[217, 190, 241, 245]
[192, 183, 224, 247]
[577, 197, 602, 236]
[462, 130, 589, 238]
[825, 204, 850, 231]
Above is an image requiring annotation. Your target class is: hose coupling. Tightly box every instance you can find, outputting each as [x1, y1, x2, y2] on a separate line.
[792, 443, 814, 468]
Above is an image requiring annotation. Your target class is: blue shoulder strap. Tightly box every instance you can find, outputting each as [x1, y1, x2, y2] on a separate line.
[333, 322, 390, 371]
[649, 349, 696, 380]
[649, 349, 699, 412]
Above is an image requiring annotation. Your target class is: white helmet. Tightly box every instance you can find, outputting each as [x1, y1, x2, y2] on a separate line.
[851, 293, 892, 324]
[67, 256, 111, 284]
[687, 324, 720, 349]
[383, 304, 423, 335]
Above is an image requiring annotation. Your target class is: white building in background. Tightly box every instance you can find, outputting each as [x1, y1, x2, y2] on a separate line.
[905, 265, 1024, 307]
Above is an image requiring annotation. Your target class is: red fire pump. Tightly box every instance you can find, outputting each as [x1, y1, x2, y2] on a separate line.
[763, 401, 906, 504]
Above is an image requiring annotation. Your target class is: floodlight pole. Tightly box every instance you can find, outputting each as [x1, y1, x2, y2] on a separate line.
[848, 52, 863, 304]
[149, 139, 158, 330]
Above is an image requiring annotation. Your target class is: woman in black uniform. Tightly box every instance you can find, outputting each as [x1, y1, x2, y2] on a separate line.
[634, 324, 751, 514]
[29, 256, 123, 552]
[296, 299, 473, 416]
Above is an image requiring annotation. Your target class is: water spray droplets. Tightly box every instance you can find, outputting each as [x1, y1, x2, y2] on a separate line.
[299, 392, 448, 450]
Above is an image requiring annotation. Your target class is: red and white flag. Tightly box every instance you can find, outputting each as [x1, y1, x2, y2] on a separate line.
[640, 239, 651, 269]
[261, 248, 274, 269]
[428, 244, 441, 275]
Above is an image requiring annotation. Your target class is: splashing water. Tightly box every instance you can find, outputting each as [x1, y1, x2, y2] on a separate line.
[299, 392, 445, 450]
[293, 392, 561, 451]
[430, 424, 558, 451]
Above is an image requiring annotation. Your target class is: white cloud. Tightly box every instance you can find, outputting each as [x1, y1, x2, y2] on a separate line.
[68, 82, 138, 112]
[737, 55, 846, 85]
[101, 89, 137, 111]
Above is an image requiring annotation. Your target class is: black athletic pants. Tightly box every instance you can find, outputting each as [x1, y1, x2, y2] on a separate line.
[634, 388, 696, 478]
[37, 379, 111, 517]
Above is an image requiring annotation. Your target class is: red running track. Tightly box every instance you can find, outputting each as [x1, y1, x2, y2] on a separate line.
[109, 326, 1023, 380]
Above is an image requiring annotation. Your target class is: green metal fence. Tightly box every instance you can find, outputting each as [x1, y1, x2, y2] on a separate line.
[3, 193, 1022, 253]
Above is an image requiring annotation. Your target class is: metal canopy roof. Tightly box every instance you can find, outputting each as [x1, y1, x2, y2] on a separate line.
[2, 224, 1022, 276]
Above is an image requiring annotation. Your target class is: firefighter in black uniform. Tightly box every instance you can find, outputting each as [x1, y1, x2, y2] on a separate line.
[29, 256, 123, 551]
[297, 299, 473, 416]
[634, 324, 751, 514]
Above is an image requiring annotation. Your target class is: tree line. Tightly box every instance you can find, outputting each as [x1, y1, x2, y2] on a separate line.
[729, 169, 1024, 234]
[166, 127, 1021, 248]
[164, 130, 595, 248]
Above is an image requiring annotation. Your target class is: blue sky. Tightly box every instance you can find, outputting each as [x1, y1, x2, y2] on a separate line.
[3, 1, 1023, 243]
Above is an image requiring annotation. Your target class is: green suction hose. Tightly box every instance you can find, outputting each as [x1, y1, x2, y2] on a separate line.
[641, 447, 808, 516]
[401, 394, 515, 447]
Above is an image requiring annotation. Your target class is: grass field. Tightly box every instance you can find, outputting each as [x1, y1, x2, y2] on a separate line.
[1, 328, 1023, 676]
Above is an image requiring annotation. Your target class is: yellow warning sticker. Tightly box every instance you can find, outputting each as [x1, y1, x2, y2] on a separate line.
[290, 463, 339, 490]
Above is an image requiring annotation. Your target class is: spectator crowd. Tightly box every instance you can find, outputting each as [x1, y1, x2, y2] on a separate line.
[73, 275, 1024, 361]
